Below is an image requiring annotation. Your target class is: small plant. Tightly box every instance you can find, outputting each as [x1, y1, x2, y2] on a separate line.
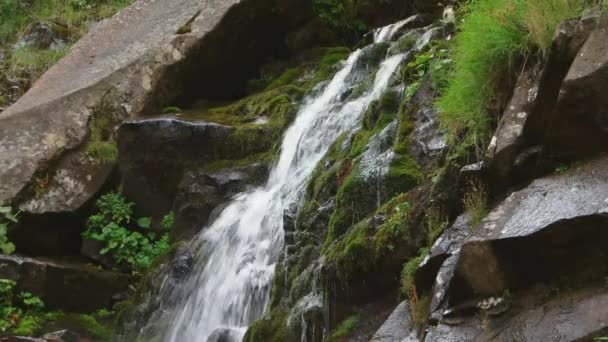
[0, 279, 46, 334]
[326, 314, 360, 342]
[162, 106, 182, 114]
[426, 208, 449, 245]
[463, 181, 489, 228]
[83, 192, 172, 272]
[555, 163, 568, 174]
[161, 212, 175, 230]
[0, 206, 18, 254]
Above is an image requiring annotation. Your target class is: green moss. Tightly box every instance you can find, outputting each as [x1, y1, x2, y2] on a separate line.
[162, 106, 182, 114]
[400, 247, 430, 299]
[84, 98, 119, 165]
[326, 314, 360, 342]
[385, 154, 423, 191]
[243, 308, 289, 342]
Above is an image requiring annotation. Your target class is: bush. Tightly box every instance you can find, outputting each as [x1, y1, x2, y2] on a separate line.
[0, 279, 46, 335]
[0, 206, 18, 254]
[82, 192, 173, 272]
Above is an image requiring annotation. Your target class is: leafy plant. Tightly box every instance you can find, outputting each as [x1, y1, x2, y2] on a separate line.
[83, 192, 172, 272]
[326, 314, 360, 341]
[0, 279, 46, 334]
[0, 206, 19, 254]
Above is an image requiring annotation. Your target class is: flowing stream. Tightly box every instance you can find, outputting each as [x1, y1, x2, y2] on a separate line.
[152, 21, 418, 342]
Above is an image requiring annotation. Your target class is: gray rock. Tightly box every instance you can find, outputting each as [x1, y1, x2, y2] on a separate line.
[0, 0, 309, 215]
[455, 155, 608, 297]
[13, 22, 65, 51]
[371, 301, 418, 342]
[0, 254, 131, 312]
[287, 292, 324, 342]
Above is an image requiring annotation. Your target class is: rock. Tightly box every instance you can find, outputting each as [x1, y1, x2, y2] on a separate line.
[451, 155, 608, 300]
[358, 120, 398, 182]
[207, 328, 240, 342]
[171, 162, 268, 241]
[0, 254, 131, 312]
[118, 118, 233, 219]
[485, 68, 540, 187]
[417, 214, 471, 316]
[424, 320, 480, 342]
[371, 301, 418, 342]
[0, 0, 310, 215]
[41, 330, 80, 342]
[13, 22, 65, 50]
[286, 293, 324, 342]
[544, 15, 608, 159]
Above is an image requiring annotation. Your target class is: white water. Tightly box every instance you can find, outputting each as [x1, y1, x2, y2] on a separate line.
[160, 30, 405, 342]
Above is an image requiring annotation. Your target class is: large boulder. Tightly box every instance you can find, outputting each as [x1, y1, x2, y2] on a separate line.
[0, 0, 310, 215]
[0, 254, 131, 312]
[421, 155, 608, 313]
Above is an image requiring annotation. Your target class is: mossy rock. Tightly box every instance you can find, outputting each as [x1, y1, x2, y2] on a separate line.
[41, 313, 112, 341]
[243, 308, 290, 342]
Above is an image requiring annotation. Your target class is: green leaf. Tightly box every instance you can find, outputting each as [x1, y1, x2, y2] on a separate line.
[137, 217, 152, 229]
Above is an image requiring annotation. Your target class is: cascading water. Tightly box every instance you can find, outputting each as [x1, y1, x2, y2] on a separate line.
[136, 19, 432, 342]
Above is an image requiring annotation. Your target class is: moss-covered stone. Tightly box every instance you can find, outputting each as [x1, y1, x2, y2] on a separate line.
[243, 308, 290, 342]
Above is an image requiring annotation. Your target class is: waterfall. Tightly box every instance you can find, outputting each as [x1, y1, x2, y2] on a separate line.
[141, 20, 422, 342]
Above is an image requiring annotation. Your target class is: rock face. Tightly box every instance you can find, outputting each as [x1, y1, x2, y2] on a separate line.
[370, 301, 417, 342]
[0, 0, 310, 214]
[0, 254, 131, 312]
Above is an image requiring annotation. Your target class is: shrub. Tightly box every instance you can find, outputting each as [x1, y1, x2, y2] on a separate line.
[0, 279, 46, 335]
[0, 206, 18, 254]
[83, 192, 172, 272]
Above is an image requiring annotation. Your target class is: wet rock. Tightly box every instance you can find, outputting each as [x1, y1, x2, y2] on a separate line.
[287, 293, 324, 342]
[118, 118, 233, 218]
[0, 254, 131, 312]
[371, 301, 418, 342]
[424, 320, 480, 342]
[41, 330, 80, 342]
[544, 15, 608, 159]
[14, 22, 65, 50]
[207, 328, 240, 342]
[452, 155, 608, 299]
[485, 68, 540, 187]
[0, 0, 310, 215]
[171, 162, 268, 241]
[358, 120, 398, 182]
[417, 214, 471, 316]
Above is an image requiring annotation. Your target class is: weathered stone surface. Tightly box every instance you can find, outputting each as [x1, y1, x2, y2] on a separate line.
[14, 22, 65, 51]
[544, 15, 608, 158]
[172, 163, 268, 241]
[118, 118, 234, 219]
[371, 301, 417, 342]
[0, 254, 131, 312]
[0, 0, 309, 214]
[287, 293, 324, 342]
[485, 68, 539, 185]
[453, 155, 608, 298]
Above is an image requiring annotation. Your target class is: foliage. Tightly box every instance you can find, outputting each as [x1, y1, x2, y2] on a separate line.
[8, 46, 68, 79]
[0, 279, 46, 335]
[425, 208, 448, 246]
[0, 206, 19, 254]
[85, 96, 120, 164]
[326, 314, 360, 341]
[400, 247, 429, 299]
[82, 192, 172, 272]
[0, 0, 133, 83]
[437, 0, 587, 156]
[243, 308, 289, 342]
[312, 0, 367, 43]
[463, 181, 489, 228]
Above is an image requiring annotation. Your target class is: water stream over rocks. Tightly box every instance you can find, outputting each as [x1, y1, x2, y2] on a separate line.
[135, 19, 432, 342]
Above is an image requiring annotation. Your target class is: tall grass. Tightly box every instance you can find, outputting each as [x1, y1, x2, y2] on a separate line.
[437, 0, 587, 155]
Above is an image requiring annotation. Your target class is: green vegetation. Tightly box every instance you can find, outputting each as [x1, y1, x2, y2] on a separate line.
[0, 0, 133, 82]
[463, 181, 489, 228]
[437, 0, 587, 155]
[242, 308, 289, 342]
[82, 192, 173, 273]
[325, 194, 417, 281]
[0, 279, 45, 334]
[84, 93, 121, 164]
[326, 314, 360, 342]
[0, 206, 18, 254]
[425, 208, 448, 246]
